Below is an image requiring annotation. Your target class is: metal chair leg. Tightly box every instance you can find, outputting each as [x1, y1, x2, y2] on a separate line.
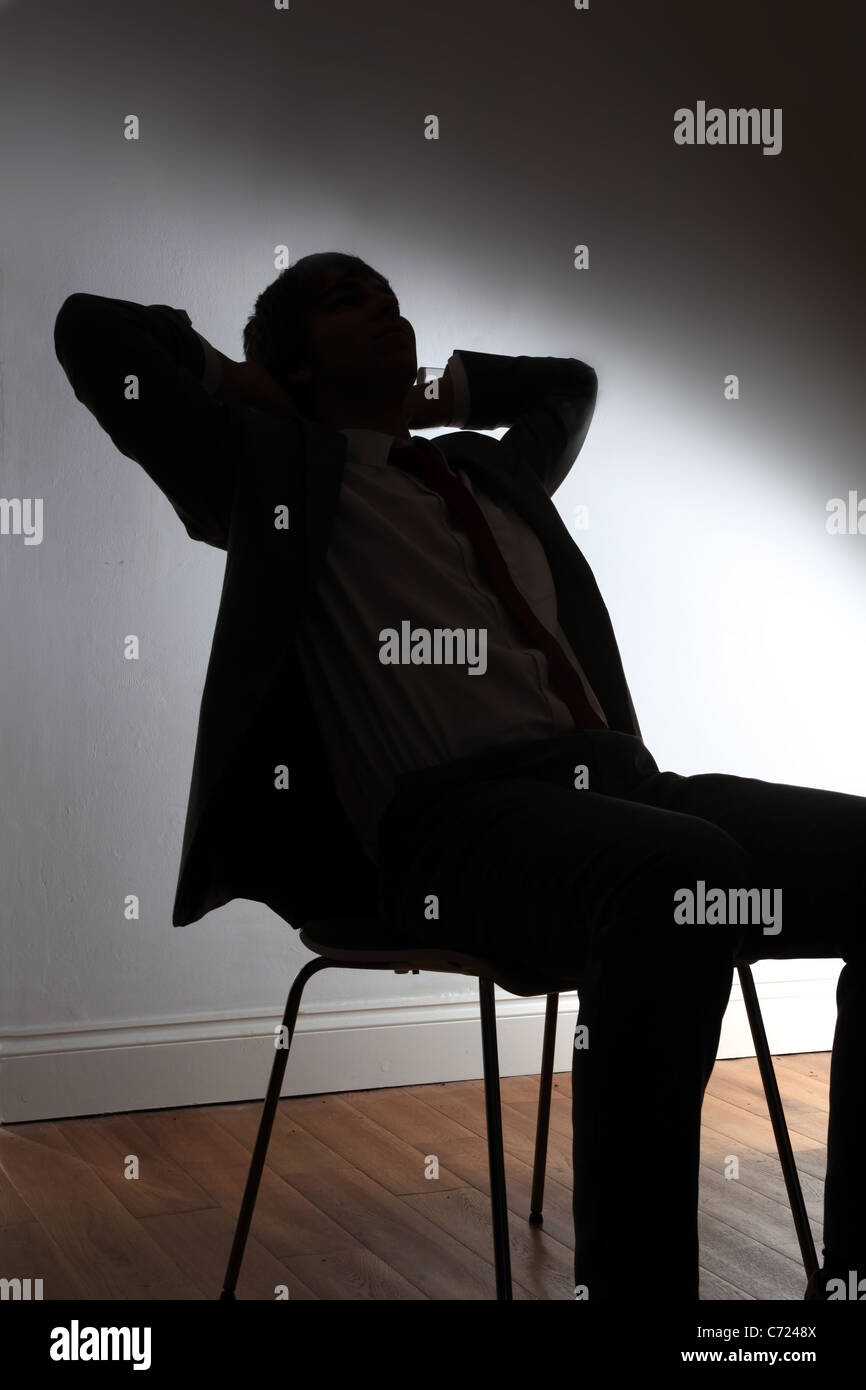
[220, 957, 330, 1299]
[225, 961, 817, 1301]
[530, 992, 559, 1224]
[478, 976, 513, 1299]
[737, 963, 819, 1279]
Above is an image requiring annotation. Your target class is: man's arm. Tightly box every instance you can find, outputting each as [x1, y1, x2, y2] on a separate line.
[53, 293, 302, 549]
[445, 349, 598, 497]
[192, 328, 302, 417]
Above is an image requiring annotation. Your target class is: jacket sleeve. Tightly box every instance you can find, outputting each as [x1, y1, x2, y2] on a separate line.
[450, 349, 599, 498]
[53, 292, 255, 549]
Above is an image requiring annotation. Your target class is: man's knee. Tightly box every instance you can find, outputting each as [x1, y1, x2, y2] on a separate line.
[599, 823, 751, 946]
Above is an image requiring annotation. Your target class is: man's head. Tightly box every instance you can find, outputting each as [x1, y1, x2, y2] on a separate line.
[242, 252, 417, 423]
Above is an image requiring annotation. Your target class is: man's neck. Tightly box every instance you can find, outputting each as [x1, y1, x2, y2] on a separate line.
[315, 402, 411, 441]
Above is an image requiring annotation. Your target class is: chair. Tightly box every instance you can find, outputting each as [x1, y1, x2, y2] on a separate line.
[220, 915, 819, 1300]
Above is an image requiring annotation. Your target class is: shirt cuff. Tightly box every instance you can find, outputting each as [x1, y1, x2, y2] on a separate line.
[195, 331, 222, 396]
[447, 351, 470, 427]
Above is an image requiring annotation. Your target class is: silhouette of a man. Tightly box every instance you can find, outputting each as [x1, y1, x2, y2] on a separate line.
[54, 252, 866, 1301]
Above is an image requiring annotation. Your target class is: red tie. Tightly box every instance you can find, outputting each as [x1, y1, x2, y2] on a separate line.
[389, 436, 609, 731]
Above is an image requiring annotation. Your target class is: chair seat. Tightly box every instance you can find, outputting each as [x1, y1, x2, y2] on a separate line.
[299, 915, 583, 997]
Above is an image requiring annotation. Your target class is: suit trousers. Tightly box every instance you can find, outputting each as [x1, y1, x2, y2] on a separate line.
[374, 728, 866, 1300]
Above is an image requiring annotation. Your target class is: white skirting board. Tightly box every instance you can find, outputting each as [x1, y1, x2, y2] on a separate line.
[0, 967, 842, 1125]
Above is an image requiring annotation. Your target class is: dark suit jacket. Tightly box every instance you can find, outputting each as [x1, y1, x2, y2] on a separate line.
[53, 293, 642, 929]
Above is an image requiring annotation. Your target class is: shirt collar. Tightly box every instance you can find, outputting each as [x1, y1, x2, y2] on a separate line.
[339, 427, 416, 469]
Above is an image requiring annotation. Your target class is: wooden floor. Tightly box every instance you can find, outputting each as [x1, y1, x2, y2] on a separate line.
[0, 1052, 828, 1300]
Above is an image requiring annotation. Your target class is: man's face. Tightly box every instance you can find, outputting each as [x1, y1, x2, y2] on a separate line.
[301, 265, 417, 400]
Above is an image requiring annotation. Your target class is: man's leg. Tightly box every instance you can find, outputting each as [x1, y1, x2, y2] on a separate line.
[375, 733, 749, 1299]
[625, 767, 866, 1291]
[568, 832, 745, 1300]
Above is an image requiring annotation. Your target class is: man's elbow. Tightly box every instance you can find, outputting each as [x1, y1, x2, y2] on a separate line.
[54, 294, 92, 365]
[55, 292, 94, 333]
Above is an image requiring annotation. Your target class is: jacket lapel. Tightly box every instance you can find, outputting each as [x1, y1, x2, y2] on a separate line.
[297, 419, 349, 615]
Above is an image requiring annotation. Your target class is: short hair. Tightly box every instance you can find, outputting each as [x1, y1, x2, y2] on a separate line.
[242, 251, 380, 419]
